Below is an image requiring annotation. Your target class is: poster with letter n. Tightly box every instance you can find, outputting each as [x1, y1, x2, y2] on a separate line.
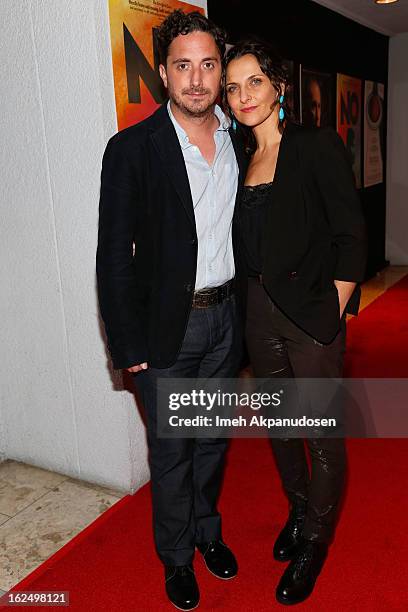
[337, 74, 362, 189]
[109, 0, 207, 131]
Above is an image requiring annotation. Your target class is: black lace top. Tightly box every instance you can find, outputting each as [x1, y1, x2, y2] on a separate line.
[240, 181, 274, 276]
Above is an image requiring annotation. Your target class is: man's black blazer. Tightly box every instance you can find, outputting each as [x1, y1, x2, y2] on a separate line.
[246, 121, 367, 345]
[96, 104, 247, 370]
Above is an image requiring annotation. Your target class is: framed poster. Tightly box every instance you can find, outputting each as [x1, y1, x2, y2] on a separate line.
[300, 68, 333, 128]
[108, 0, 206, 131]
[283, 59, 300, 122]
[364, 81, 385, 187]
[337, 74, 362, 189]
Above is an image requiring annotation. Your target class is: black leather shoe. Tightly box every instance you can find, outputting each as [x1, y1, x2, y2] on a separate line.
[273, 502, 307, 562]
[165, 565, 199, 611]
[276, 538, 328, 605]
[197, 540, 238, 579]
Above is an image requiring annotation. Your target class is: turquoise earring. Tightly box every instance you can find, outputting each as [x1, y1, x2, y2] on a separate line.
[279, 94, 285, 121]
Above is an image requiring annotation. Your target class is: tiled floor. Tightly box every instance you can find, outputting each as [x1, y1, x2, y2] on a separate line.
[357, 265, 408, 311]
[0, 265, 407, 595]
[0, 462, 123, 593]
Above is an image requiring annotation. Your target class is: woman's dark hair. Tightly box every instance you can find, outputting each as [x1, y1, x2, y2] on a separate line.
[222, 39, 293, 150]
[156, 10, 227, 65]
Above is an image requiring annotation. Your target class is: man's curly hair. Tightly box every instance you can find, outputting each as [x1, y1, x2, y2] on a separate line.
[156, 10, 227, 65]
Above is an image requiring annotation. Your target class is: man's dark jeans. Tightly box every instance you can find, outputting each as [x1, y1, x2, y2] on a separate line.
[133, 294, 242, 566]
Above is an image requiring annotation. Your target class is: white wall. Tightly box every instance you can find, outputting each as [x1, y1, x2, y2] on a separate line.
[0, 0, 152, 492]
[386, 32, 408, 264]
[190, 0, 207, 9]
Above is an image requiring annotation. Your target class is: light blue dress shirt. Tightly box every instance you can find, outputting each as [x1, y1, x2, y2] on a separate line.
[167, 101, 238, 291]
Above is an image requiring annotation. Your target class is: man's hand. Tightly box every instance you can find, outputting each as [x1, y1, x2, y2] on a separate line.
[127, 362, 149, 373]
[334, 280, 356, 319]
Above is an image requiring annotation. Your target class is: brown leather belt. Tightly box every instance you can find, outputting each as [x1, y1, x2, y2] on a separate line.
[192, 279, 234, 309]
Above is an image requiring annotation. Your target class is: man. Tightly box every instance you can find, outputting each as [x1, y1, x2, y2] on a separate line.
[96, 10, 247, 611]
[304, 76, 322, 127]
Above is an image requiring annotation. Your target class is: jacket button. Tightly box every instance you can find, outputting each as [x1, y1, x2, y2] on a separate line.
[190, 239, 197, 246]
[184, 283, 193, 292]
[289, 271, 298, 279]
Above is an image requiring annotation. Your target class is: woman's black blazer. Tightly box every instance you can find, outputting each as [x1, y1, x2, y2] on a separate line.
[239, 121, 367, 345]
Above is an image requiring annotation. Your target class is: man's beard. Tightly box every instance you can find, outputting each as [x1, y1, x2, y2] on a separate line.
[169, 87, 217, 118]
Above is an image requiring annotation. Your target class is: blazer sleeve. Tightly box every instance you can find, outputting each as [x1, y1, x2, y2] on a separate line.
[313, 127, 367, 282]
[96, 136, 149, 370]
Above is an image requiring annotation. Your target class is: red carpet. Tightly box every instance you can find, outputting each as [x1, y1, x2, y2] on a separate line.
[3, 276, 408, 611]
[344, 273, 408, 377]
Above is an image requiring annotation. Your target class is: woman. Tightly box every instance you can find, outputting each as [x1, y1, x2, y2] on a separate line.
[223, 41, 367, 605]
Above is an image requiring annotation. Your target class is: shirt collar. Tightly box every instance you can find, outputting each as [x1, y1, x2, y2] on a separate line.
[167, 100, 230, 150]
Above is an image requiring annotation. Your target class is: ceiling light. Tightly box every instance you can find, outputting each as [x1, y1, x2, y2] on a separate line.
[375, 0, 399, 5]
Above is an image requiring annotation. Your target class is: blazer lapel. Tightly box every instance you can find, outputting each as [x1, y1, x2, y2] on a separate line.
[273, 121, 300, 185]
[149, 105, 249, 229]
[150, 107, 195, 230]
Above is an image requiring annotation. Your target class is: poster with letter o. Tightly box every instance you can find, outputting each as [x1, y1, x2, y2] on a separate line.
[109, 0, 206, 131]
[364, 81, 384, 188]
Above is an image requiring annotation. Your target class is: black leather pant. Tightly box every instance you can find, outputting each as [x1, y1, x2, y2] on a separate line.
[246, 277, 347, 543]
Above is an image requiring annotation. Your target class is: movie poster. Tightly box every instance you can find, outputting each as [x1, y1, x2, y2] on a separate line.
[300, 67, 333, 128]
[283, 59, 300, 122]
[364, 81, 385, 187]
[108, 0, 206, 131]
[337, 74, 362, 189]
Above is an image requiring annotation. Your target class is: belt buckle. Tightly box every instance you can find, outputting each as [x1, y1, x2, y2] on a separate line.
[192, 290, 213, 309]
